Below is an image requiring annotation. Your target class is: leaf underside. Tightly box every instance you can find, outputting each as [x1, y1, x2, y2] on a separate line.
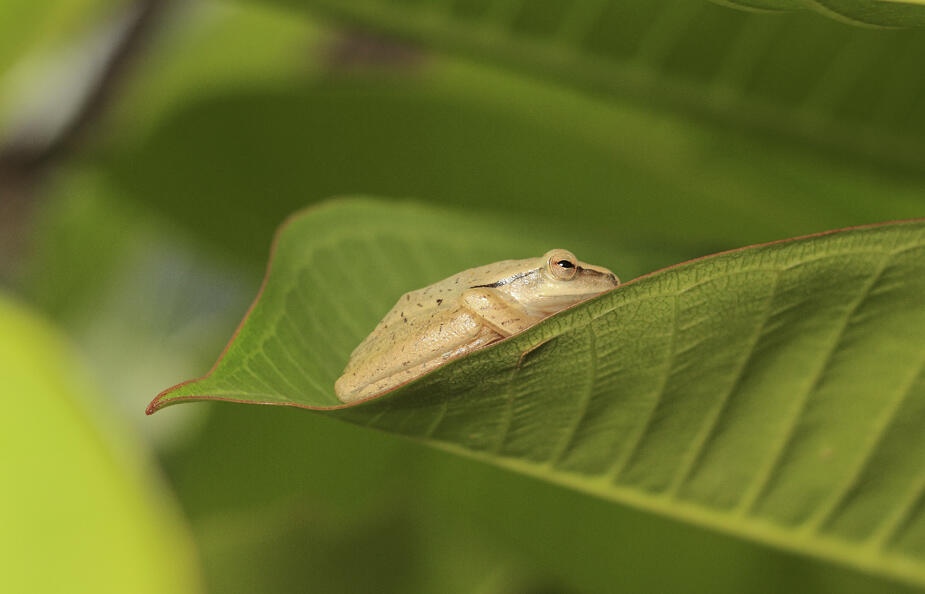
[281, 0, 925, 171]
[152, 198, 925, 586]
[717, 0, 925, 25]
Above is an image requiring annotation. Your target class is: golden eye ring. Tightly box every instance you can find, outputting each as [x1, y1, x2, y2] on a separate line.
[545, 249, 579, 281]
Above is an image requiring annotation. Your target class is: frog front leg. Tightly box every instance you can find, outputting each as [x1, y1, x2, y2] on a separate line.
[460, 288, 542, 337]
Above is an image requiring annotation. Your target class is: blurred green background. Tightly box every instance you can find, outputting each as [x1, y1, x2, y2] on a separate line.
[1, 0, 923, 592]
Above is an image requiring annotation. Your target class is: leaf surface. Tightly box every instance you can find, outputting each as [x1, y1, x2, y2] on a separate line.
[151, 198, 925, 585]
[716, 0, 925, 25]
[263, 0, 925, 170]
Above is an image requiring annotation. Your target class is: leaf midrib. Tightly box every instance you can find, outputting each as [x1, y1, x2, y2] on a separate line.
[423, 436, 925, 587]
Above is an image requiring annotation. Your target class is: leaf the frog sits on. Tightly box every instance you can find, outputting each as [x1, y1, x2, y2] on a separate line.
[335, 249, 619, 403]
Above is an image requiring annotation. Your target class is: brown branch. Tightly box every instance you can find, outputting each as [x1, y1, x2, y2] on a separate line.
[0, 0, 171, 279]
[0, 0, 170, 192]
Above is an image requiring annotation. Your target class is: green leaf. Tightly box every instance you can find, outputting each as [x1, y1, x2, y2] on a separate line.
[107, 70, 925, 271]
[711, 0, 805, 12]
[266, 0, 925, 169]
[0, 293, 201, 594]
[715, 0, 925, 25]
[106, 0, 326, 144]
[150, 197, 925, 585]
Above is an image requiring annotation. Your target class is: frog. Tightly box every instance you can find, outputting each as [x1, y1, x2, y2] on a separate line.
[334, 249, 620, 403]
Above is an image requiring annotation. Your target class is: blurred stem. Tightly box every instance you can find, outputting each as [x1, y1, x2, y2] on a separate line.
[0, 0, 170, 277]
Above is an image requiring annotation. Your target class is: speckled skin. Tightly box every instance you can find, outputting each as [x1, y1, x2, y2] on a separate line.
[334, 250, 619, 403]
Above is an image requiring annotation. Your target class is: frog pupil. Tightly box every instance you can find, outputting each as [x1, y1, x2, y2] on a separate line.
[557, 260, 575, 269]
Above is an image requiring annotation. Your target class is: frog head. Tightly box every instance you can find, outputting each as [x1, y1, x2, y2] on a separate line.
[498, 248, 620, 317]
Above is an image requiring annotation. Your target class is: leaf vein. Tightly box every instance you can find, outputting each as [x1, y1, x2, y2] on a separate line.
[548, 321, 598, 468]
[805, 357, 925, 535]
[665, 268, 784, 498]
[606, 292, 680, 483]
[868, 471, 925, 551]
[490, 359, 524, 455]
[422, 397, 450, 438]
[736, 248, 897, 514]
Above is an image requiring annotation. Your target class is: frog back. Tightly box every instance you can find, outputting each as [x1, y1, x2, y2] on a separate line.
[335, 259, 534, 400]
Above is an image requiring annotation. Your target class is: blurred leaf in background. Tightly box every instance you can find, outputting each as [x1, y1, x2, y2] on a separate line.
[0, 294, 201, 593]
[25, 169, 252, 442]
[713, 0, 925, 26]
[95, 0, 925, 267]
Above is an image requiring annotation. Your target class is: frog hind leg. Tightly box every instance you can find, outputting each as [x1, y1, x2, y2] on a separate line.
[340, 326, 500, 403]
[460, 287, 543, 336]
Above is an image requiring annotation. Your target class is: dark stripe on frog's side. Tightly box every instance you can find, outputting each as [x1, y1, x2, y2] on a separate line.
[470, 268, 539, 289]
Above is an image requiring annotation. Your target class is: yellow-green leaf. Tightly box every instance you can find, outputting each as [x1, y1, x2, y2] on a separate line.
[1, 294, 201, 594]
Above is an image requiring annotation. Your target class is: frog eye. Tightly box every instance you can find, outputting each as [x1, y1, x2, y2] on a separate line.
[545, 249, 579, 280]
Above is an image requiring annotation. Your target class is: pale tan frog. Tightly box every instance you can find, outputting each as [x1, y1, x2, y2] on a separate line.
[335, 249, 619, 403]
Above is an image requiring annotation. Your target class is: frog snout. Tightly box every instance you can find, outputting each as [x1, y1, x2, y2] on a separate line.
[600, 272, 619, 287]
[581, 265, 620, 286]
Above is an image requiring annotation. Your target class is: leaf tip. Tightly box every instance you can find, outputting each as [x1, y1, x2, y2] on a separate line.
[145, 394, 167, 415]
[146, 380, 191, 415]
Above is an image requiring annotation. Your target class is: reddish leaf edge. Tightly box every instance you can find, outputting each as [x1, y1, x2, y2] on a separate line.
[145, 198, 925, 415]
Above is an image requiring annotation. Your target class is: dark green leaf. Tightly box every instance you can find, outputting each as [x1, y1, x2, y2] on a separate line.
[716, 0, 925, 26]
[262, 0, 925, 169]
